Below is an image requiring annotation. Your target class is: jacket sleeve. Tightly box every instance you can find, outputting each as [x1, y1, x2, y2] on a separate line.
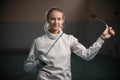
[24, 40, 40, 73]
[71, 36, 104, 61]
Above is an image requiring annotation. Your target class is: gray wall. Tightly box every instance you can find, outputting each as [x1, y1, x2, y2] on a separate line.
[0, 0, 120, 57]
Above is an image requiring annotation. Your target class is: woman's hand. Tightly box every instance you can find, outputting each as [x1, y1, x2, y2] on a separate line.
[100, 24, 115, 40]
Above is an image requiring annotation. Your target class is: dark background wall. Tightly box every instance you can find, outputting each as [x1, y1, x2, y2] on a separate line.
[0, 0, 120, 55]
[0, 0, 120, 57]
[0, 0, 120, 80]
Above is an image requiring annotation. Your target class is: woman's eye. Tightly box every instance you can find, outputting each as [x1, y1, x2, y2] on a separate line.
[58, 18, 61, 20]
[50, 18, 55, 20]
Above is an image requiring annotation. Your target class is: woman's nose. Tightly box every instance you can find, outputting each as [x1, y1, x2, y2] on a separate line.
[55, 19, 58, 23]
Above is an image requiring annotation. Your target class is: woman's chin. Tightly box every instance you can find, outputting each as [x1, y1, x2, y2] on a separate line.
[53, 27, 60, 30]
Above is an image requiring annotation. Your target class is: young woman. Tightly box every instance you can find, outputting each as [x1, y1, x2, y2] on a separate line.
[24, 7, 115, 80]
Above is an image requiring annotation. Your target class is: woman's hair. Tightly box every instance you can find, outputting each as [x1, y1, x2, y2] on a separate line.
[46, 7, 65, 20]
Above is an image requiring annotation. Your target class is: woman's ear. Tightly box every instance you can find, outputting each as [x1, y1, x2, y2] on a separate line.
[45, 16, 49, 24]
[62, 16, 65, 23]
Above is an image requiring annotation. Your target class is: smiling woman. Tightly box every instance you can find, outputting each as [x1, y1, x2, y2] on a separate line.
[24, 7, 115, 80]
[0, 0, 119, 80]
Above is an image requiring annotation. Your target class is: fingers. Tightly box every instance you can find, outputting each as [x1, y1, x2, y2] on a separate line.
[107, 25, 115, 36]
[105, 24, 112, 29]
[109, 29, 115, 36]
[105, 24, 115, 36]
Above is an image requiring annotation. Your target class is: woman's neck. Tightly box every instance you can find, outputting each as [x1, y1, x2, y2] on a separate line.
[49, 29, 60, 34]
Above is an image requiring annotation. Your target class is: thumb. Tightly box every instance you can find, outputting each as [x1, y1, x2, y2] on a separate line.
[105, 24, 109, 29]
[103, 24, 109, 34]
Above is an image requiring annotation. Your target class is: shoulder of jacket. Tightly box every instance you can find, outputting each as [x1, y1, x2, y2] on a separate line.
[62, 33, 78, 46]
[63, 33, 75, 38]
[62, 33, 77, 42]
[34, 34, 47, 42]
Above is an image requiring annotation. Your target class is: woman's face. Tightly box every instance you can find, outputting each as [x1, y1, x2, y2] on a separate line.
[47, 10, 64, 33]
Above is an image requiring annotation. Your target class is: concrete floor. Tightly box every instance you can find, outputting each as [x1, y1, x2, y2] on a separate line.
[0, 50, 120, 80]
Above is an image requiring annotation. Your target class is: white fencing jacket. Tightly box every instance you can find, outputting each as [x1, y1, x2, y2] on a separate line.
[24, 24, 104, 80]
